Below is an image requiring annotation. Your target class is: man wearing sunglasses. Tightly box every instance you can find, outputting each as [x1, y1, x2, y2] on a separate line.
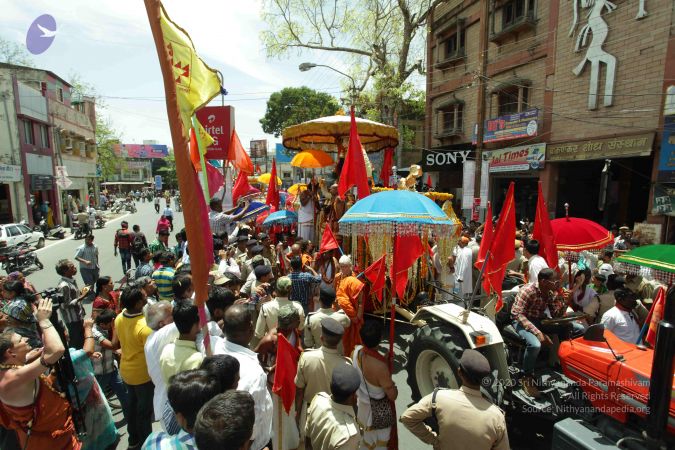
[511, 268, 573, 399]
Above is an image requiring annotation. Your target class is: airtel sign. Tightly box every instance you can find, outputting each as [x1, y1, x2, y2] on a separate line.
[195, 106, 235, 160]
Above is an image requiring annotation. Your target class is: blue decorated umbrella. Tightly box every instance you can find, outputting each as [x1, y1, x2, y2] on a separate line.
[232, 201, 270, 222]
[262, 210, 298, 228]
[338, 190, 459, 237]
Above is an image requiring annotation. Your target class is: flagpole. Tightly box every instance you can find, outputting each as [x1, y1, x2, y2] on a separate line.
[192, 115, 210, 201]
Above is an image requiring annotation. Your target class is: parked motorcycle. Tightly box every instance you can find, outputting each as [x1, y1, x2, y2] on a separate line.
[36, 219, 65, 240]
[96, 214, 106, 229]
[110, 199, 125, 214]
[72, 222, 91, 240]
[0, 243, 44, 274]
[125, 201, 137, 213]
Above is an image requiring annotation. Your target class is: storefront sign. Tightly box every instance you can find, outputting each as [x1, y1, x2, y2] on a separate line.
[0, 164, 22, 182]
[30, 175, 53, 191]
[472, 198, 481, 222]
[633, 222, 662, 245]
[462, 161, 475, 210]
[155, 175, 162, 191]
[421, 148, 472, 171]
[652, 184, 675, 216]
[548, 133, 654, 162]
[113, 143, 169, 159]
[485, 143, 546, 173]
[275, 143, 294, 164]
[195, 106, 234, 160]
[472, 108, 539, 144]
[657, 115, 675, 183]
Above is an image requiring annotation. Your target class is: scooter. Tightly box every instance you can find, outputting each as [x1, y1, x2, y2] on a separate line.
[73, 222, 91, 240]
[96, 213, 106, 229]
[125, 201, 137, 213]
[36, 219, 65, 240]
[0, 242, 44, 274]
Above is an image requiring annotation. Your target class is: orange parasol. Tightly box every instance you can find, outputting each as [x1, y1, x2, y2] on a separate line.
[290, 149, 334, 168]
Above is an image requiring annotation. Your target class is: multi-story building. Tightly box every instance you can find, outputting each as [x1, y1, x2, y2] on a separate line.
[0, 63, 98, 226]
[425, 0, 674, 241]
[105, 142, 167, 194]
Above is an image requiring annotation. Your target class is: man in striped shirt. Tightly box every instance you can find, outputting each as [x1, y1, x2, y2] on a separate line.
[56, 259, 90, 349]
[152, 251, 176, 302]
[75, 234, 99, 302]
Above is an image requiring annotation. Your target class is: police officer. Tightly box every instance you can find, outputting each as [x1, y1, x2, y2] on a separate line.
[400, 349, 509, 450]
[295, 317, 352, 426]
[305, 364, 361, 450]
[304, 286, 350, 351]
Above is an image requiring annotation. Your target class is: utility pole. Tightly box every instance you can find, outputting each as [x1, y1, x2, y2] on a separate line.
[473, 0, 490, 206]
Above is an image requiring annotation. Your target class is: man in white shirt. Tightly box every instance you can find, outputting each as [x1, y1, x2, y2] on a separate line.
[524, 239, 549, 286]
[208, 197, 249, 238]
[454, 237, 473, 296]
[143, 301, 178, 426]
[214, 305, 273, 450]
[601, 288, 641, 344]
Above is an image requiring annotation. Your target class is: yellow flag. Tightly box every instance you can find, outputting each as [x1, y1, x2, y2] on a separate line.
[159, 5, 220, 133]
[195, 119, 214, 149]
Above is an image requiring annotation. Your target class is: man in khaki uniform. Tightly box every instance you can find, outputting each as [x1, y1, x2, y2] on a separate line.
[295, 317, 352, 413]
[305, 364, 361, 450]
[253, 276, 304, 346]
[304, 286, 350, 351]
[400, 349, 509, 450]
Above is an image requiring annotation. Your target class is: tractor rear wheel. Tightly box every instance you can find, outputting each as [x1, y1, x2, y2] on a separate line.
[407, 324, 469, 401]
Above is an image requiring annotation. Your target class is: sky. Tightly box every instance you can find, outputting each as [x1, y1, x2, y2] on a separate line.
[1, 0, 361, 149]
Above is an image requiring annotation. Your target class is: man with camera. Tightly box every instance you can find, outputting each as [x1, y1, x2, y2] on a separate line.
[56, 259, 90, 350]
[0, 298, 80, 450]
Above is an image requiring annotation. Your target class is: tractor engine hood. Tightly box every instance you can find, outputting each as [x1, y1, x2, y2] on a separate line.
[559, 330, 675, 435]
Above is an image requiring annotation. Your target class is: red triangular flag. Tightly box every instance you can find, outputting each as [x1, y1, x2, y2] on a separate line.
[532, 181, 558, 271]
[338, 106, 370, 200]
[205, 162, 224, 198]
[484, 182, 516, 311]
[475, 202, 494, 271]
[272, 333, 300, 414]
[391, 235, 424, 299]
[426, 174, 432, 189]
[265, 158, 280, 212]
[189, 128, 201, 171]
[364, 255, 387, 301]
[227, 129, 254, 174]
[232, 170, 251, 205]
[319, 223, 339, 254]
[380, 147, 394, 188]
[645, 286, 666, 346]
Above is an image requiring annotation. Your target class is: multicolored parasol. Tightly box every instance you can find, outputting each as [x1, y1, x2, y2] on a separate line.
[231, 201, 270, 222]
[262, 210, 298, 228]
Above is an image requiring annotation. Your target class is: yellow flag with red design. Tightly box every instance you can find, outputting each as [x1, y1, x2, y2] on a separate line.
[159, 5, 220, 134]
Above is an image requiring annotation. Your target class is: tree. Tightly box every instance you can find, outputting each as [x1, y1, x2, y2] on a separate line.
[96, 117, 122, 180]
[261, 0, 442, 122]
[0, 35, 34, 66]
[260, 86, 341, 137]
[155, 153, 177, 189]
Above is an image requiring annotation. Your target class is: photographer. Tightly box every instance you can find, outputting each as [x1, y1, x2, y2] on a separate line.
[56, 259, 90, 350]
[0, 298, 80, 450]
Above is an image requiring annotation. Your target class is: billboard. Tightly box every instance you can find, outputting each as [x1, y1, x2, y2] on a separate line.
[113, 143, 169, 158]
[473, 108, 539, 144]
[250, 140, 267, 159]
[195, 106, 234, 160]
[484, 143, 546, 173]
[657, 115, 675, 183]
[275, 143, 295, 164]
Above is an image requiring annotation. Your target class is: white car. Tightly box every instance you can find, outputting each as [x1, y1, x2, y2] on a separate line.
[0, 223, 45, 249]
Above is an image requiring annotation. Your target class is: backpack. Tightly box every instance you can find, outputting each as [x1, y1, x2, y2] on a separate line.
[132, 233, 146, 253]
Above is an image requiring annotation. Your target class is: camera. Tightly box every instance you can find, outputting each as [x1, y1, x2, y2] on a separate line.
[39, 287, 65, 306]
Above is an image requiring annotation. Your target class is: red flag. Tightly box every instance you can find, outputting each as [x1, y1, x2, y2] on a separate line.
[232, 170, 252, 204]
[475, 202, 494, 271]
[272, 333, 300, 414]
[265, 158, 280, 212]
[380, 147, 394, 188]
[189, 128, 201, 171]
[532, 181, 558, 270]
[227, 130, 254, 174]
[338, 107, 370, 200]
[205, 162, 224, 198]
[426, 174, 432, 189]
[645, 286, 666, 346]
[364, 255, 387, 301]
[484, 182, 516, 311]
[319, 223, 339, 253]
[391, 234, 424, 299]
[255, 163, 261, 174]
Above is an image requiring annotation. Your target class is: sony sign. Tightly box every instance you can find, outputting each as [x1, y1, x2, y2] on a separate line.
[421, 147, 473, 171]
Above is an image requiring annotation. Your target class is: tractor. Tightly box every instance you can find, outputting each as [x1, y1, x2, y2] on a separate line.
[405, 285, 675, 449]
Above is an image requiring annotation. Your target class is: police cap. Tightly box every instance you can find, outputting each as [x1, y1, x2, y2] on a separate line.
[320, 317, 344, 337]
[459, 349, 491, 381]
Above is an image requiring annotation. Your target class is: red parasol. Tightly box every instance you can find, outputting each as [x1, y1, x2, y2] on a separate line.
[550, 217, 613, 251]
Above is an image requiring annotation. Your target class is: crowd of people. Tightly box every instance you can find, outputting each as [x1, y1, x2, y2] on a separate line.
[0, 184, 667, 450]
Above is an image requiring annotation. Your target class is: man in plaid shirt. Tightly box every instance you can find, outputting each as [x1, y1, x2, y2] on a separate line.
[511, 268, 577, 398]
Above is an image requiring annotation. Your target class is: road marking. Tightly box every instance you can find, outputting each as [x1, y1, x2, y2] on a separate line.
[35, 212, 131, 253]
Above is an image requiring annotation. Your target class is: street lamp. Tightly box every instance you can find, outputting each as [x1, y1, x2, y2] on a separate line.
[298, 62, 358, 104]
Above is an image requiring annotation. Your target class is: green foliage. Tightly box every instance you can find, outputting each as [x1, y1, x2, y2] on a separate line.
[260, 86, 341, 137]
[0, 36, 34, 67]
[155, 153, 177, 189]
[95, 117, 122, 180]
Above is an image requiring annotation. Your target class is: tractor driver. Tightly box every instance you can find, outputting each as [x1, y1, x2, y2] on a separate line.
[511, 268, 581, 399]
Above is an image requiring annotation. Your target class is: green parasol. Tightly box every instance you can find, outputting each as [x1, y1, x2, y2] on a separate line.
[616, 244, 675, 285]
